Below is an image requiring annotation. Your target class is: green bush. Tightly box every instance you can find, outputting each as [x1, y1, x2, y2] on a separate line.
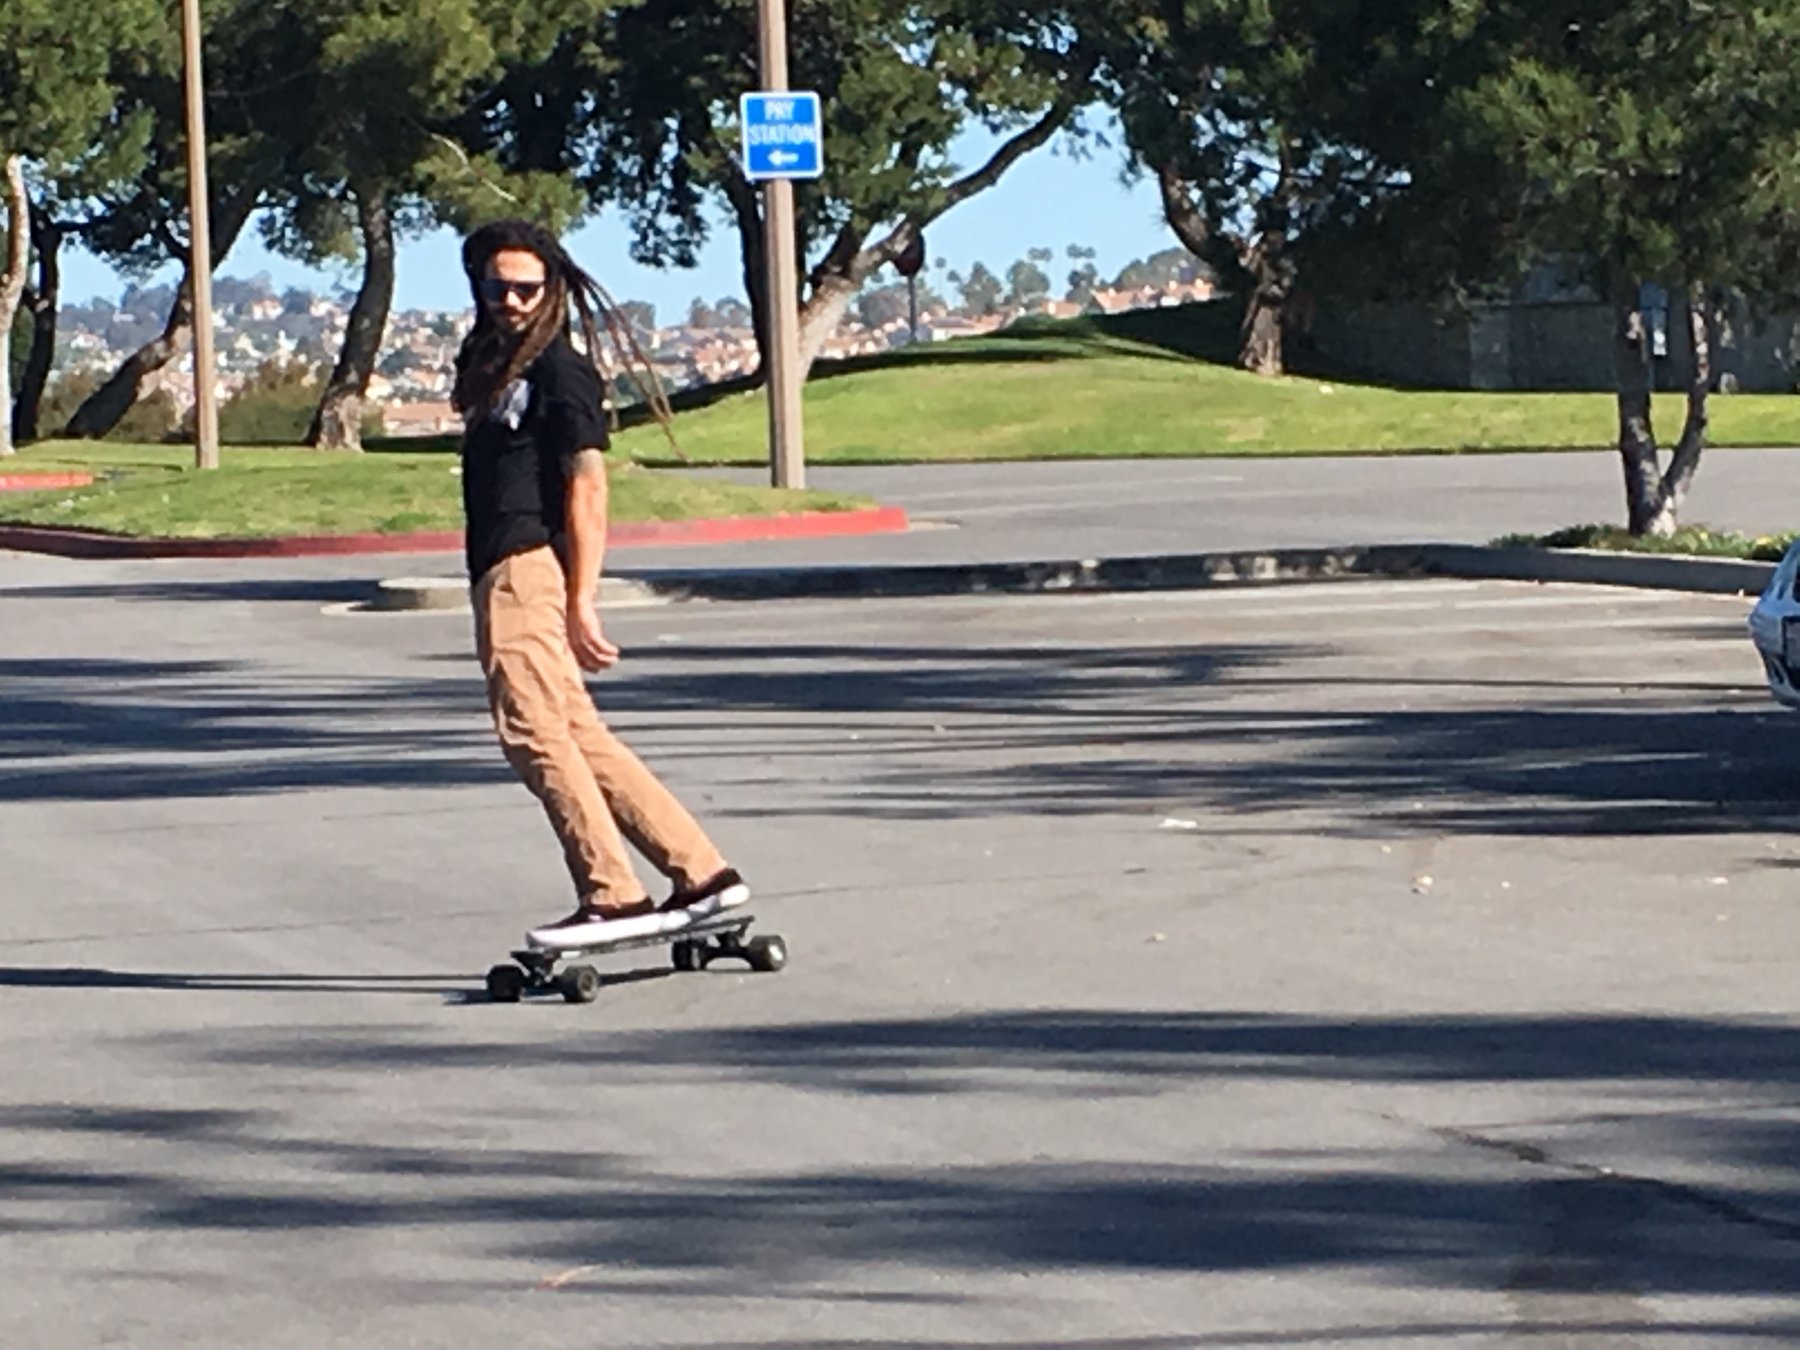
[1495, 523, 1798, 561]
[36, 369, 181, 443]
[210, 358, 384, 444]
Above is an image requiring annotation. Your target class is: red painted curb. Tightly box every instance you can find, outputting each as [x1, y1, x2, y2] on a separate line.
[0, 473, 94, 492]
[0, 506, 911, 560]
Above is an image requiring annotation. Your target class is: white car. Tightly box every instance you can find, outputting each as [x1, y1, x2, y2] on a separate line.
[1748, 538, 1800, 709]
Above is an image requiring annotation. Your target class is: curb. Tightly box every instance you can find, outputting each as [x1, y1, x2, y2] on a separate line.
[0, 473, 94, 492]
[0, 505, 910, 560]
[1417, 544, 1775, 595]
[364, 575, 667, 613]
[365, 542, 1772, 610]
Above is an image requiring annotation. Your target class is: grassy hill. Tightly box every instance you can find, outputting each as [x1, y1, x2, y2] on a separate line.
[613, 301, 1800, 465]
[10, 299, 1800, 540]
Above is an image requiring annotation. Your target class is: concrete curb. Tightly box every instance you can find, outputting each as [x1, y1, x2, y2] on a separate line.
[1417, 544, 1775, 595]
[0, 505, 911, 560]
[364, 575, 667, 613]
[366, 541, 1774, 612]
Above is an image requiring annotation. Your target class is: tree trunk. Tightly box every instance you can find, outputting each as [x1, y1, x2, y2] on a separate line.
[63, 183, 258, 440]
[0, 155, 29, 457]
[1156, 157, 1210, 258]
[306, 186, 395, 451]
[1613, 297, 1665, 536]
[1238, 232, 1295, 378]
[1238, 144, 1298, 378]
[722, 173, 769, 382]
[1160, 150, 1298, 377]
[1652, 282, 1714, 530]
[798, 272, 860, 371]
[14, 216, 62, 444]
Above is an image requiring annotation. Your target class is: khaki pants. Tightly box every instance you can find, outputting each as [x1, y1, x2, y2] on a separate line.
[473, 546, 726, 905]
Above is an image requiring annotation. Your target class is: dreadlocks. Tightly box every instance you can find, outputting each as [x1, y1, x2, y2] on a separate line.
[453, 219, 681, 456]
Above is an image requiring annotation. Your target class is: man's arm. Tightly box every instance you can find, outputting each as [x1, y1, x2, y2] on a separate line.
[564, 447, 621, 673]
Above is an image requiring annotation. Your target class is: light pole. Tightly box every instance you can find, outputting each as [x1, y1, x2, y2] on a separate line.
[756, 0, 805, 489]
[180, 0, 220, 470]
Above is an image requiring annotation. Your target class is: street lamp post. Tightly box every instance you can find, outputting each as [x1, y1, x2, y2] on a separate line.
[755, 0, 805, 489]
[180, 0, 220, 470]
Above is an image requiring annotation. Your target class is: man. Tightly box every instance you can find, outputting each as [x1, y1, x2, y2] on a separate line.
[453, 219, 747, 949]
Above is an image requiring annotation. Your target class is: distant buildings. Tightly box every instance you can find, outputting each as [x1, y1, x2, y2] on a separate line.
[50, 273, 1221, 432]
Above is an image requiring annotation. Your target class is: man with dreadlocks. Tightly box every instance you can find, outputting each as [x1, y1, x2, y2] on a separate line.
[453, 218, 748, 950]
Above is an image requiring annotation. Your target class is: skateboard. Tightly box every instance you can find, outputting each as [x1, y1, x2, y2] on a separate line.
[485, 911, 788, 1004]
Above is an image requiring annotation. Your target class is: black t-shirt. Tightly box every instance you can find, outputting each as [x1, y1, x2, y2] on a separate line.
[460, 338, 611, 581]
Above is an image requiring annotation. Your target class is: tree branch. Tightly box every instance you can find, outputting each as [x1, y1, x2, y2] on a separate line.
[1157, 159, 1211, 257]
[1660, 282, 1713, 510]
[834, 62, 1098, 288]
[942, 59, 1097, 215]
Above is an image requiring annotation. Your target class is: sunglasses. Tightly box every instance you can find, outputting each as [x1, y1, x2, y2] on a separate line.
[481, 278, 547, 303]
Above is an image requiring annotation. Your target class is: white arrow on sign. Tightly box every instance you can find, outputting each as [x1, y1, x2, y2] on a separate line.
[769, 151, 801, 167]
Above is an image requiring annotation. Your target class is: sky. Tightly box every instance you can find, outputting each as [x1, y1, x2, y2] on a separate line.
[56, 117, 1179, 322]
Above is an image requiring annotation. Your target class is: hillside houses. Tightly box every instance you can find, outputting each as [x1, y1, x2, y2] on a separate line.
[47, 271, 1221, 434]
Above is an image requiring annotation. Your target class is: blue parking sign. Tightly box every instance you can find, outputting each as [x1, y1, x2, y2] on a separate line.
[740, 91, 824, 181]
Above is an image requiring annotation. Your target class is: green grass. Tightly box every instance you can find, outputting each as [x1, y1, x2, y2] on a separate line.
[607, 304, 1800, 465]
[1495, 523, 1798, 561]
[0, 442, 867, 539]
[13, 299, 1800, 536]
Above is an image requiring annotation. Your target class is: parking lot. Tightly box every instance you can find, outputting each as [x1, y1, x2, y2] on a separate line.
[4, 557, 1800, 1347]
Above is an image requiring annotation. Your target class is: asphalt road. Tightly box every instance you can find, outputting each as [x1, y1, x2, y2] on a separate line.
[637, 447, 1800, 570]
[5, 550, 1800, 1346]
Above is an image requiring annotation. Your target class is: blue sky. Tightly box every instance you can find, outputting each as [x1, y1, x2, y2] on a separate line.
[58, 118, 1178, 322]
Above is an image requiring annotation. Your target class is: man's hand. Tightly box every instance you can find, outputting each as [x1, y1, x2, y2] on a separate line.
[567, 596, 620, 672]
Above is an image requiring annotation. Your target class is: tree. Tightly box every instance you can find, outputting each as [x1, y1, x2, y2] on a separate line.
[617, 300, 657, 339]
[0, 0, 166, 448]
[61, 0, 283, 440]
[854, 281, 914, 329]
[713, 297, 753, 330]
[485, 0, 1099, 382]
[1066, 261, 1101, 306]
[1411, 0, 1800, 535]
[958, 261, 1004, 316]
[1005, 256, 1051, 308]
[1099, 0, 1425, 376]
[251, 0, 597, 451]
[687, 297, 718, 330]
[0, 159, 26, 456]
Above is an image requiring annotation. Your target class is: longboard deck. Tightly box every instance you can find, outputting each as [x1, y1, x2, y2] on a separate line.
[511, 911, 754, 966]
[488, 908, 784, 1003]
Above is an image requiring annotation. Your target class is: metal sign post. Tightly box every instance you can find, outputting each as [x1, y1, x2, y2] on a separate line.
[180, 0, 219, 470]
[745, 0, 822, 490]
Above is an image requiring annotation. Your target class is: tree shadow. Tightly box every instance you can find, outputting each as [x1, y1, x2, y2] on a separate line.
[2, 578, 394, 606]
[1, 626, 1788, 839]
[0, 967, 473, 998]
[9, 1008, 1800, 1328]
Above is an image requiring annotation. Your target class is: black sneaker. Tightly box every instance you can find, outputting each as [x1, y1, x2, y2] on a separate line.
[659, 869, 751, 921]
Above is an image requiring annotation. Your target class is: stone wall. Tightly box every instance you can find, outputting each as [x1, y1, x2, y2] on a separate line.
[1313, 296, 1800, 393]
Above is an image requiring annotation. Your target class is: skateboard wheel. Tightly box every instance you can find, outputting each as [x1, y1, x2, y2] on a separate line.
[672, 941, 703, 972]
[486, 965, 526, 1003]
[559, 964, 601, 1004]
[745, 935, 787, 973]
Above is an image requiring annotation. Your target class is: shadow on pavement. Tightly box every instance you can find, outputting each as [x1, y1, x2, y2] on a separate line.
[0, 965, 675, 1001]
[9, 1006, 1800, 1319]
[1, 626, 1794, 840]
